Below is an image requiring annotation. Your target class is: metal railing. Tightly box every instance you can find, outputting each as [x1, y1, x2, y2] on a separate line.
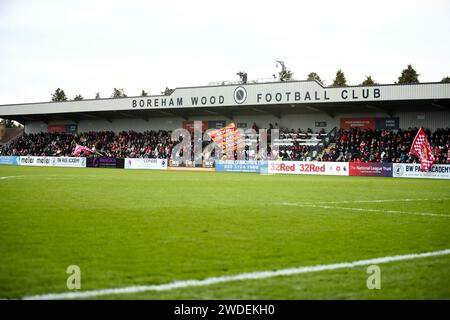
[207, 77, 278, 86]
[309, 127, 338, 160]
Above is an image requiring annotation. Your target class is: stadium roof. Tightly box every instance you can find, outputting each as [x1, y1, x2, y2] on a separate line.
[1, 81, 450, 123]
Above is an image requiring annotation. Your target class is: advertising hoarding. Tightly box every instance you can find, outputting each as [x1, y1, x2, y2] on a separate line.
[393, 163, 450, 179]
[0, 156, 20, 165]
[215, 160, 268, 173]
[124, 158, 168, 170]
[349, 163, 393, 177]
[268, 161, 349, 176]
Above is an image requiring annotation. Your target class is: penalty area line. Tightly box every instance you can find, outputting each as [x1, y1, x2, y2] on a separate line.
[19, 248, 450, 300]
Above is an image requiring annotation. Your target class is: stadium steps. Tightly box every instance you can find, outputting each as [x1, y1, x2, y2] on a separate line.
[317, 142, 336, 160]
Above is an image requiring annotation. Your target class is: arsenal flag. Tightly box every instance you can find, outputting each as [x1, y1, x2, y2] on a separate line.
[207, 123, 245, 156]
[410, 128, 435, 172]
[73, 144, 92, 157]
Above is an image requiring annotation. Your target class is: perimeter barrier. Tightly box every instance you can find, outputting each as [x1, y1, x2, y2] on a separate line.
[1, 157, 449, 179]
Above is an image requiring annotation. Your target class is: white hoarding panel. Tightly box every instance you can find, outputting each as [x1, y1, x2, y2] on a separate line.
[19, 156, 86, 167]
[268, 161, 349, 176]
[124, 158, 168, 170]
[393, 163, 450, 179]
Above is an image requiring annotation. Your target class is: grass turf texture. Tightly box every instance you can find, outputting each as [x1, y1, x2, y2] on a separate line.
[0, 166, 449, 299]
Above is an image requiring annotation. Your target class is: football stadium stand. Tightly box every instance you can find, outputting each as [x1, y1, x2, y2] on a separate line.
[1, 80, 450, 166]
[320, 128, 450, 164]
[0, 127, 448, 164]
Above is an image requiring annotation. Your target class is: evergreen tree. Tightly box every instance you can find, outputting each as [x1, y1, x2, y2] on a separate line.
[332, 70, 347, 86]
[51, 88, 68, 102]
[307, 72, 324, 85]
[361, 76, 378, 86]
[398, 64, 420, 84]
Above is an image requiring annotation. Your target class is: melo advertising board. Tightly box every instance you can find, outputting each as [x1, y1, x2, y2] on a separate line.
[19, 156, 86, 167]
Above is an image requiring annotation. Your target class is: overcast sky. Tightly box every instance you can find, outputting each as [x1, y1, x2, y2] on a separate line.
[0, 0, 449, 104]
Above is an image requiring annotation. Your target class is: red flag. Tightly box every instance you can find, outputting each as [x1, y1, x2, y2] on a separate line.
[447, 144, 450, 164]
[410, 128, 435, 172]
[73, 144, 92, 157]
[207, 123, 245, 157]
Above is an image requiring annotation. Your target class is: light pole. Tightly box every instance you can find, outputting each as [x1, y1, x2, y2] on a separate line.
[276, 60, 292, 81]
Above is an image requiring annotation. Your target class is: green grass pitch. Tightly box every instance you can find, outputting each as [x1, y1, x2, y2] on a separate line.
[0, 165, 449, 299]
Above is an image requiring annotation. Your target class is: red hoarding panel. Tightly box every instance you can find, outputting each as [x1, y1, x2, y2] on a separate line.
[182, 121, 208, 132]
[349, 162, 393, 177]
[48, 125, 66, 133]
[340, 118, 376, 130]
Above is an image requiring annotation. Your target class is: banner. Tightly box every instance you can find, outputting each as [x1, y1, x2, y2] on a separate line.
[0, 156, 20, 165]
[51, 157, 86, 168]
[349, 162, 393, 177]
[409, 128, 435, 172]
[168, 159, 214, 168]
[89, 157, 118, 168]
[65, 124, 78, 133]
[48, 125, 66, 133]
[169, 159, 183, 167]
[19, 156, 53, 166]
[125, 158, 168, 170]
[48, 124, 78, 133]
[215, 160, 268, 173]
[340, 118, 376, 130]
[73, 144, 92, 157]
[202, 160, 215, 168]
[207, 123, 245, 155]
[340, 117, 399, 130]
[268, 161, 349, 176]
[182, 120, 208, 132]
[393, 163, 450, 179]
[376, 118, 399, 129]
[207, 120, 227, 129]
[18, 156, 86, 167]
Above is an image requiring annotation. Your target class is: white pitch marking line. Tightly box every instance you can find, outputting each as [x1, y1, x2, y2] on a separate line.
[17, 248, 450, 300]
[282, 202, 449, 218]
[314, 198, 448, 204]
[0, 176, 24, 180]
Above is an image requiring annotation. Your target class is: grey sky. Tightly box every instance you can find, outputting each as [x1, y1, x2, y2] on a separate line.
[1, 0, 449, 104]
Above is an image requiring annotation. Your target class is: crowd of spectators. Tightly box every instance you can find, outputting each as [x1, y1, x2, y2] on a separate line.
[0, 126, 323, 161]
[319, 127, 450, 164]
[0, 130, 174, 159]
[1, 127, 448, 164]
